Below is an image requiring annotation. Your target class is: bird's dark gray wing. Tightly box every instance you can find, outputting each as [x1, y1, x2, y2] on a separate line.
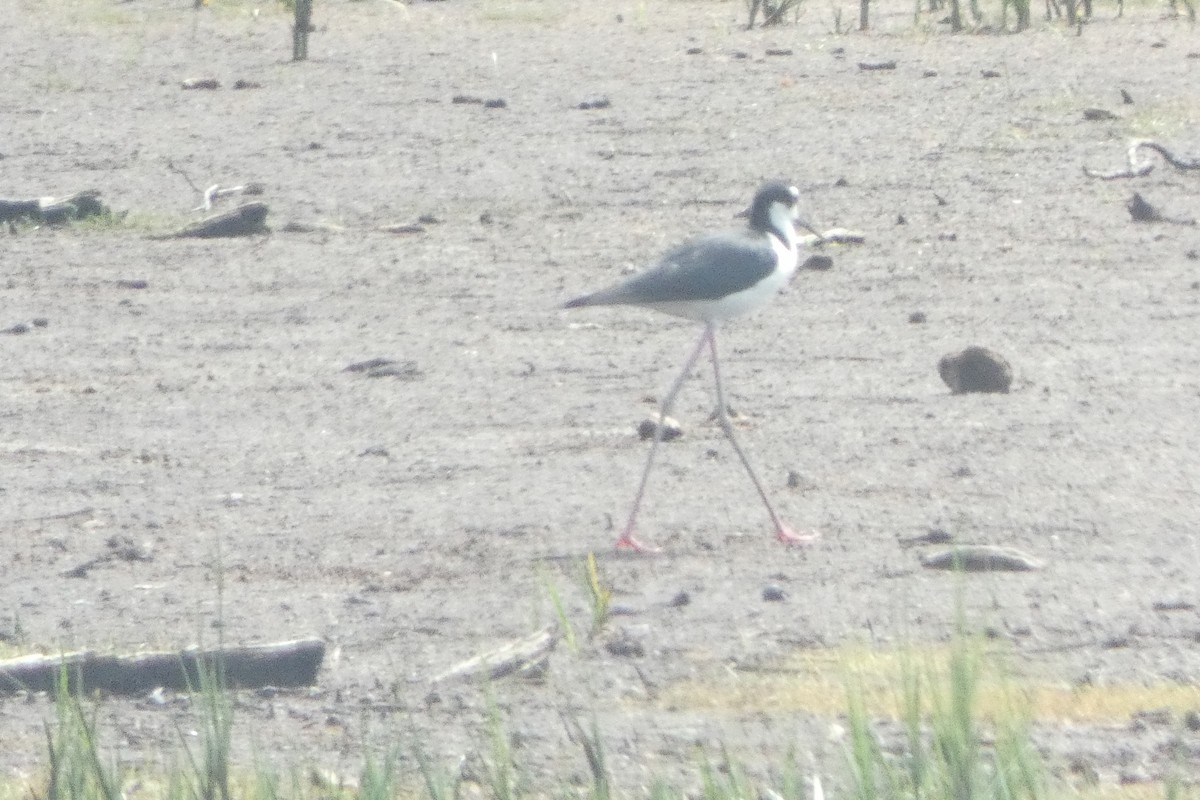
[568, 232, 776, 308]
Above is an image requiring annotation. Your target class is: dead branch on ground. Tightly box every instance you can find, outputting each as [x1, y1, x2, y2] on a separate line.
[1084, 138, 1200, 179]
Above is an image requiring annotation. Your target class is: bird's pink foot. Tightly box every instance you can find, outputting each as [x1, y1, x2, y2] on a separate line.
[616, 529, 662, 554]
[776, 525, 820, 546]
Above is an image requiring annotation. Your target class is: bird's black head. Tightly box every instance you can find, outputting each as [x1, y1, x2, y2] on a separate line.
[744, 181, 800, 234]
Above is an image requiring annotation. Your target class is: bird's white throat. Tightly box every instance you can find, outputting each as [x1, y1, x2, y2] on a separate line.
[767, 201, 800, 252]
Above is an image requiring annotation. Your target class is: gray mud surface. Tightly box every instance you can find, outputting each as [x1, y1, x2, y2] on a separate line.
[2, 0, 1200, 792]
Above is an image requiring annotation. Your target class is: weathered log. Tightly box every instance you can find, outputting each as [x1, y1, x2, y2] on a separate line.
[168, 201, 270, 238]
[0, 191, 109, 225]
[0, 198, 41, 223]
[0, 637, 324, 696]
[920, 545, 1044, 572]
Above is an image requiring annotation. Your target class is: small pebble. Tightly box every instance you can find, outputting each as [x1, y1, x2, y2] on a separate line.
[762, 585, 786, 602]
[604, 629, 645, 658]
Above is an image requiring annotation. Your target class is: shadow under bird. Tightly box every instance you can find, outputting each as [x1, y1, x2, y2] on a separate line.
[563, 181, 823, 553]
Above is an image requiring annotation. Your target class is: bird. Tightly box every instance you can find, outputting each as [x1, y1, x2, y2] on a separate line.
[563, 181, 823, 552]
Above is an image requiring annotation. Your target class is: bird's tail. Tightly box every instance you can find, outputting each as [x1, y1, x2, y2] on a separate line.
[562, 293, 596, 309]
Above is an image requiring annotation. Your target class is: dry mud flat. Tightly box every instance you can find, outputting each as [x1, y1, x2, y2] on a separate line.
[2, 0, 1200, 793]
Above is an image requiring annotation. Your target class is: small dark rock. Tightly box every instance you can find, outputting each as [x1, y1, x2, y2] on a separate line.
[232, 79, 262, 90]
[451, 94, 483, 105]
[762, 585, 786, 602]
[922, 69, 938, 77]
[668, 591, 690, 608]
[32, 318, 49, 328]
[108, 535, 153, 562]
[896, 214, 907, 225]
[417, 213, 441, 225]
[908, 311, 927, 324]
[731, 51, 749, 59]
[765, 48, 793, 56]
[1127, 192, 1162, 222]
[637, 415, 682, 442]
[858, 60, 897, 71]
[834, 177, 849, 187]
[801, 254, 834, 271]
[899, 528, 953, 547]
[483, 98, 507, 109]
[1125, 193, 1195, 225]
[2, 322, 30, 335]
[1120, 88, 1134, 104]
[1184, 710, 1200, 731]
[938, 346, 1013, 394]
[686, 47, 703, 55]
[1082, 108, 1118, 121]
[981, 69, 1001, 78]
[578, 96, 611, 110]
[604, 629, 645, 658]
[116, 279, 149, 290]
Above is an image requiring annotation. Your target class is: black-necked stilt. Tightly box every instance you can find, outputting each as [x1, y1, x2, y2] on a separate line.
[564, 181, 822, 553]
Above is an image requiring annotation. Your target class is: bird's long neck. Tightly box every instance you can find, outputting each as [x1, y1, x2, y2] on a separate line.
[765, 203, 798, 252]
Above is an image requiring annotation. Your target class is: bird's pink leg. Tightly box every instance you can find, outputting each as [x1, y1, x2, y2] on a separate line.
[706, 328, 820, 547]
[616, 327, 712, 554]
